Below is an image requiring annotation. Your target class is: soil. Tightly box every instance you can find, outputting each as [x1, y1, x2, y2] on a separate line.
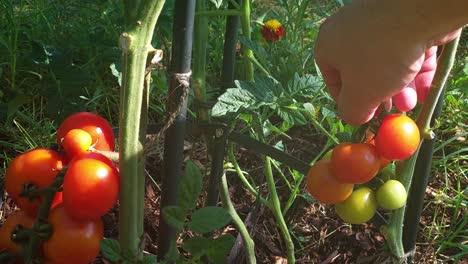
[0, 125, 466, 264]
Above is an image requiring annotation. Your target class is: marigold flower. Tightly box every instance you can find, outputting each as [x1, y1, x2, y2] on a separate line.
[261, 19, 286, 42]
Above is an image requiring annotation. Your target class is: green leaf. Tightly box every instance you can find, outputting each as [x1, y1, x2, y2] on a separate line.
[142, 254, 157, 264]
[162, 205, 185, 231]
[286, 73, 322, 97]
[100, 238, 122, 262]
[187, 207, 232, 234]
[110, 63, 122, 87]
[205, 234, 236, 264]
[178, 160, 203, 211]
[182, 236, 212, 257]
[208, 0, 223, 8]
[238, 35, 269, 61]
[212, 87, 257, 116]
[335, 132, 352, 143]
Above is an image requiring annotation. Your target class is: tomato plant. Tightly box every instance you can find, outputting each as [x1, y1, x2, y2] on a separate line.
[43, 206, 104, 264]
[5, 148, 65, 216]
[306, 160, 354, 205]
[376, 180, 407, 210]
[63, 152, 119, 220]
[335, 187, 377, 224]
[375, 114, 420, 161]
[62, 128, 93, 160]
[56, 112, 115, 152]
[331, 142, 380, 184]
[0, 210, 35, 255]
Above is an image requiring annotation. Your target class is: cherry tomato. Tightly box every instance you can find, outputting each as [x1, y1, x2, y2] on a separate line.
[63, 152, 119, 220]
[306, 160, 354, 205]
[375, 114, 420, 161]
[61, 128, 93, 160]
[57, 112, 115, 152]
[0, 210, 35, 255]
[43, 206, 103, 264]
[335, 187, 377, 224]
[366, 132, 391, 169]
[331, 142, 380, 184]
[5, 148, 65, 216]
[376, 180, 407, 210]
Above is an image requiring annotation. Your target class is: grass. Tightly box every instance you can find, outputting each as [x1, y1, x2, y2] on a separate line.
[0, 0, 467, 262]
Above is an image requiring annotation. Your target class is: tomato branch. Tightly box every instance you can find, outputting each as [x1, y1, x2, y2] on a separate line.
[382, 34, 460, 261]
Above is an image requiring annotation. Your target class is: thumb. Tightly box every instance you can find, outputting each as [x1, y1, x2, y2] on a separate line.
[337, 83, 379, 126]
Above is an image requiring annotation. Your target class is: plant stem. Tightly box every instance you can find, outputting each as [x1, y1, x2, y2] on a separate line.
[221, 0, 241, 93]
[264, 156, 295, 263]
[382, 35, 460, 261]
[239, 0, 254, 81]
[158, 0, 196, 258]
[119, 0, 166, 259]
[220, 172, 256, 264]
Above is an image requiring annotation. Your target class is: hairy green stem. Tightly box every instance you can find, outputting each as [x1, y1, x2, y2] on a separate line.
[264, 156, 295, 263]
[240, 0, 254, 81]
[119, 0, 166, 259]
[383, 35, 460, 261]
[220, 173, 256, 264]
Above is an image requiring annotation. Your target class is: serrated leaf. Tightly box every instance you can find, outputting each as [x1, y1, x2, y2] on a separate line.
[100, 239, 121, 262]
[212, 87, 257, 116]
[205, 234, 236, 264]
[286, 73, 322, 97]
[335, 132, 352, 143]
[238, 35, 269, 61]
[208, 0, 223, 8]
[162, 206, 185, 231]
[178, 160, 203, 210]
[187, 207, 231, 234]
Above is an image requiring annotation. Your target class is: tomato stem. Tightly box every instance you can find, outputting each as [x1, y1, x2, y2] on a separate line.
[383, 35, 460, 260]
[239, 0, 254, 81]
[119, 0, 166, 260]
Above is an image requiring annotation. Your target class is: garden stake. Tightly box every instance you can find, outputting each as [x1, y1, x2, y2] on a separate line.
[403, 35, 461, 263]
[158, 0, 196, 259]
[119, 0, 166, 259]
[382, 34, 460, 262]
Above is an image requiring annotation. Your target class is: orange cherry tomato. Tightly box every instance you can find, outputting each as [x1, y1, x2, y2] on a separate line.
[331, 142, 380, 184]
[375, 114, 420, 161]
[57, 112, 115, 152]
[61, 128, 93, 160]
[5, 148, 64, 216]
[43, 206, 103, 264]
[306, 160, 354, 204]
[0, 210, 35, 255]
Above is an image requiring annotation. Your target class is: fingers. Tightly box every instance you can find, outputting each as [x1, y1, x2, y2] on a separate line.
[337, 83, 379, 126]
[415, 46, 438, 103]
[393, 81, 417, 112]
[316, 62, 341, 101]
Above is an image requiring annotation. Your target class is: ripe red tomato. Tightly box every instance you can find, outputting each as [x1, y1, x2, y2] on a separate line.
[57, 112, 115, 152]
[43, 205, 103, 264]
[335, 187, 377, 224]
[61, 128, 93, 160]
[63, 152, 119, 220]
[5, 148, 65, 216]
[306, 160, 354, 204]
[366, 131, 391, 169]
[375, 114, 420, 161]
[331, 142, 380, 184]
[0, 210, 35, 255]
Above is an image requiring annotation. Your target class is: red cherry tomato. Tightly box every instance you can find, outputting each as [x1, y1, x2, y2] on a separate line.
[5, 148, 64, 216]
[57, 112, 115, 152]
[331, 142, 380, 184]
[63, 152, 119, 220]
[43, 206, 103, 264]
[375, 114, 420, 161]
[306, 160, 354, 204]
[0, 210, 35, 255]
[61, 128, 93, 160]
[366, 131, 391, 169]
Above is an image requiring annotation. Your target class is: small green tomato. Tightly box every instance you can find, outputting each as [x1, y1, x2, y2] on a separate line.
[335, 187, 377, 224]
[376, 180, 407, 210]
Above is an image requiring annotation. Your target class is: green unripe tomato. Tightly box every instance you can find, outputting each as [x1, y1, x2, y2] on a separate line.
[376, 180, 407, 210]
[335, 187, 377, 224]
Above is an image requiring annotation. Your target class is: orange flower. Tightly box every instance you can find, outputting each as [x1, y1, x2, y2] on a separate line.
[261, 19, 286, 42]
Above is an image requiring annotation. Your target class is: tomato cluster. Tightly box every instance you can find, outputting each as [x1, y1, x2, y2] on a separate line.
[306, 113, 418, 224]
[0, 112, 118, 264]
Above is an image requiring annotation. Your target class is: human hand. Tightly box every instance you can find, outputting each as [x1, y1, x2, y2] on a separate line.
[314, 0, 462, 125]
